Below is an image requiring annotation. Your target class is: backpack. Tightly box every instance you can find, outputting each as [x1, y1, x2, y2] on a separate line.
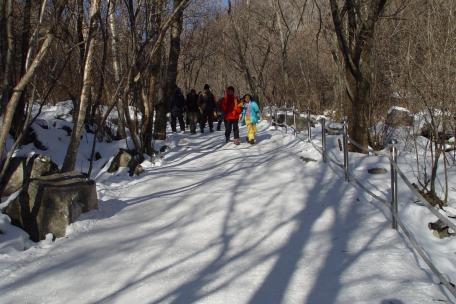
[199, 92, 215, 112]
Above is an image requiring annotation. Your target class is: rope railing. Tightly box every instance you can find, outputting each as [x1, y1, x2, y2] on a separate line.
[345, 131, 456, 233]
[273, 111, 456, 300]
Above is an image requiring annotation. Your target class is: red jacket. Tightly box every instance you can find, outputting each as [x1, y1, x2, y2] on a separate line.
[220, 94, 241, 120]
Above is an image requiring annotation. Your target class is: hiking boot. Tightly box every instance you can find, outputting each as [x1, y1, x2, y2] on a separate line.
[234, 138, 240, 145]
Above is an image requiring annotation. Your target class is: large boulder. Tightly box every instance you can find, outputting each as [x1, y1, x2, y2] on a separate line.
[3, 172, 98, 241]
[386, 106, 414, 127]
[2, 154, 59, 196]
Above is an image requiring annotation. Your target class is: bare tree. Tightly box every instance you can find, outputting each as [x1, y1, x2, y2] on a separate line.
[61, 0, 101, 172]
[108, 0, 127, 139]
[153, 0, 188, 140]
[329, 0, 388, 152]
[0, 0, 61, 172]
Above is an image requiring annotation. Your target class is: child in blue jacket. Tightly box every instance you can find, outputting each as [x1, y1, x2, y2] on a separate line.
[241, 94, 261, 144]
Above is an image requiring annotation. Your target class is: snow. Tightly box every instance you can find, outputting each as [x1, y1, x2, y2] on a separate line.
[388, 106, 411, 115]
[0, 102, 455, 303]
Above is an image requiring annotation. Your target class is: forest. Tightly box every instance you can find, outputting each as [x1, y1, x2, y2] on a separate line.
[1, 0, 455, 204]
[1, 1, 456, 303]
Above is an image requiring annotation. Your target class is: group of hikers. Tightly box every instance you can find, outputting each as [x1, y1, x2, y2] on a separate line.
[168, 84, 261, 145]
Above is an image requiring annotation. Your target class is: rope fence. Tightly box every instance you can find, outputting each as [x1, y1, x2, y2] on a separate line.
[268, 106, 456, 300]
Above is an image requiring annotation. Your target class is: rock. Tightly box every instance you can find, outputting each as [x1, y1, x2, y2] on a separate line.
[21, 126, 48, 150]
[386, 107, 413, 127]
[3, 172, 98, 241]
[159, 145, 170, 153]
[428, 219, 453, 239]
[107, 149, 143, 176]
[30, 128, 47, 150]
[34, 119, 49, 129]
[300, 156, 317, 163]
[55, 113, 72, 121]
[132, 164, 145, 176]
[85, 123, 96, 134]
[94, 152, 102, 161]
[368, 167, 388, 175]
[60, 125, 72, 136]
[295, 117, 312, 131]
[2, 155, 59, 196]
[276, 113, 286, 125]
[432, 229, 452, 239]
[326, 126, 343, 136]
[108, 149, 132, 173]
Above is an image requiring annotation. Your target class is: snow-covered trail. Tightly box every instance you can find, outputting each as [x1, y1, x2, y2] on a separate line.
[0, 122, 450, 303]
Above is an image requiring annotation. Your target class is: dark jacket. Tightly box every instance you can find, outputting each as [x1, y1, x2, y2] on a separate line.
[186, 92, 199, 113]
[198, 90, 216, 113]
[170, 89, 186, 114]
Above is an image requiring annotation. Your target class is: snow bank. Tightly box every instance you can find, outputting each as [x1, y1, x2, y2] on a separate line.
[0, 213, 32, 254]
[0, 191, 31, 254]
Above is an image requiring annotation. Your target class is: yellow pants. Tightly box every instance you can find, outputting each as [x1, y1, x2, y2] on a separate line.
[246, 117, 257, 141]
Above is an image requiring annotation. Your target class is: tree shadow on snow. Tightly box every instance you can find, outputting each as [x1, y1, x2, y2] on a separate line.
[92, 129, 404, 304]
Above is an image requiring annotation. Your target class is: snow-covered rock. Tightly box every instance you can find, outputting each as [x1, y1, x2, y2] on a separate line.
[0, 212, 32, 253]
[387, 106, 414, 127]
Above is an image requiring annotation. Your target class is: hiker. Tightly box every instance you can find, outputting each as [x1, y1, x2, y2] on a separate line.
[241, 94, 261, 144]
[186, 89, 199, 134]
[220, 86, 242, 144]
[198, 84, 216, 133]
[169, 87, 186, 133]
[216, 94, 225, 131]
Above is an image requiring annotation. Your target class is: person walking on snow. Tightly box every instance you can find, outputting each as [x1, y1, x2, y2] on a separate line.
[198, 84, 216, 133]
[169, 87, 186, 133]
[220, 86, 242, 145]
[241, 94, 261, 144]
[186, 89, 199, 134]
[216, 95, 225, 131]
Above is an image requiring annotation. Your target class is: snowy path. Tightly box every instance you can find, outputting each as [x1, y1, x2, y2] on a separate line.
[0, 122, 450, 303]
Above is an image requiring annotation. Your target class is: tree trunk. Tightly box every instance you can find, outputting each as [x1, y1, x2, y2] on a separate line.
[142, 1, 163, 152]
[12, 0, 33, 139]
[108, 0, 127, 139]
[0, 33, 54, 170]
[0, 1, 5, 69]
[329, 0, 387, 153]
[1, 0, 14, 113]
[154, 0, 186, 140]
[61, 0, 101, 172]
[165, 0, 184, 101]
[71, 0, 84, 123]
[345, 70, 371, 150]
